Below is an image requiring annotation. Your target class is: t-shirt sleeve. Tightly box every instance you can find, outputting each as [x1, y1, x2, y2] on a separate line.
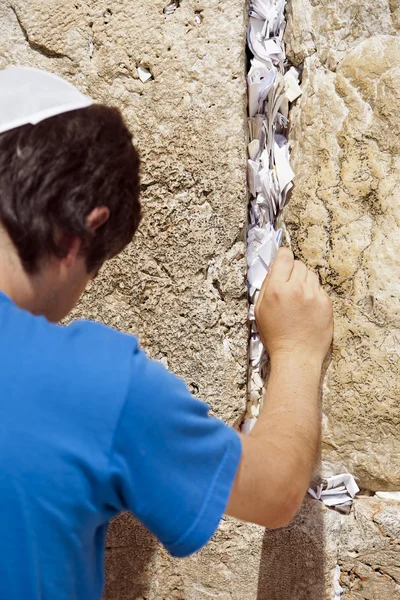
[109, 346, 242, 557]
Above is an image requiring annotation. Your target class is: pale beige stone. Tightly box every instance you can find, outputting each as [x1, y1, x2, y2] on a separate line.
[285, 0, 398, 68]
[286, 36, 400, 491]
[339, 498, 400, 599]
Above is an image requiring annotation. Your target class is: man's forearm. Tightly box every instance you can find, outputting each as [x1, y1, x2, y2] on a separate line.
[226, 248, 333, 528]
[227, 354, 321, 528]
[250, 354, 321, 522]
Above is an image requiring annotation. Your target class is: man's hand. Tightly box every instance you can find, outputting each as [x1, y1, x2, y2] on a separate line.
[226, 248, 333, 529]
[255, 247, 333, 365]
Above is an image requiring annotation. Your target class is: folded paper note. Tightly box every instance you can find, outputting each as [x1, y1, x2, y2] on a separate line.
[137, 65, 152, 83]
[308, 474, 360, 509]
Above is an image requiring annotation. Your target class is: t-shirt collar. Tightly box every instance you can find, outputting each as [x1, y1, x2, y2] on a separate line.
[0, 290, 13, 304]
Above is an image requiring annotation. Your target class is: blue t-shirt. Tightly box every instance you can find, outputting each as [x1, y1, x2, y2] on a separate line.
[0, 292, 242, 600]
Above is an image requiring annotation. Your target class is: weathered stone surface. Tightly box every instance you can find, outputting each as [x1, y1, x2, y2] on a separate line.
[104, 498, 400, 600]
[339, 498, 400, 599]
[285, 35, 400, 490]
[285, 0, 398, 68]
[105, 513, 265, 600]
[245, 497, 400, 600]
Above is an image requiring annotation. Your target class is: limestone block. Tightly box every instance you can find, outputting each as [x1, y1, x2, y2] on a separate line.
[339, 498, 400, 599]
[105, 512, 265, 600]
[285, 0, 398, 69]
[285, 36, 400, 490]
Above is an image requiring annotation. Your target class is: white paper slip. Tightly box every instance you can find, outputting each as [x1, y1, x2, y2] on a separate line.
[137, 65, 152, 83]
[164, 3, 178, 14]
[248, 159, 261, 196]
[257, 233, 278, 266]
[264, 38, 283, 57]
[321, 495, 352, 507]
[248, 139, 260, 161]
[247, 256, 268, 290]
[258, 69, 276, 99]
[249, 0, 286, 36]
[241, 418, 257, 435]
[325, 474, 359, 498]
[308, 473, 359, 509]
[249, 335, 264, 365]
[248, 81, 261, 118]
[274, 142, 295, 192]
[284, 67, 302, 102]
[248, 18, 283, 64]
[248, 59, 275, 91]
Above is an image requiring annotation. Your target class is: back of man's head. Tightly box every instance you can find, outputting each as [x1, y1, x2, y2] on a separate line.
[0, 104, 141, 274]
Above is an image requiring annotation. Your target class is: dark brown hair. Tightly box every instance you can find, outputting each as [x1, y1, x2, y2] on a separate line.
[0, 104, 141, 273]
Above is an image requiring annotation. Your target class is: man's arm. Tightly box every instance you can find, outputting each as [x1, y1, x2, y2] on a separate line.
[226, 248, 333, 528]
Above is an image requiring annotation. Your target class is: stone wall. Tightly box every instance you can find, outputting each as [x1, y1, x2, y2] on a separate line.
[279, 0, 400, 597]
[1, 0, 399, 598]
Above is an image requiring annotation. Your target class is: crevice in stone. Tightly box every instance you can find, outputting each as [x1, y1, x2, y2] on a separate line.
[211, 279, 225, 301]
[372, 567, 400, 585]
[242, 1, 300, 431]
[10, 6, 71, 60]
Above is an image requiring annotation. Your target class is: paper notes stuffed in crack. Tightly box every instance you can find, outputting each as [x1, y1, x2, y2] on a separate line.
[243, 0, 302, 434]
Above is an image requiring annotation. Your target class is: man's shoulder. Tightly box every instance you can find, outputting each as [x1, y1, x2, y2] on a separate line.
[48, 318, 139, 385]
[1, 298, 139, 397]
[0, 298, 142, 446]
[63, 318, 138, 354]
[9, 301, 138, 358]
[59, 319, 140, 408]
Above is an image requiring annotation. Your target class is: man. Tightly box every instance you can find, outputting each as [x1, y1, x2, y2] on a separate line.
[0, 67, 333, 599]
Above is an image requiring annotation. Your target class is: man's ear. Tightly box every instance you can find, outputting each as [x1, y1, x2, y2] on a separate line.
[87, 206, 110, 232]
[61, 207, 110, 269]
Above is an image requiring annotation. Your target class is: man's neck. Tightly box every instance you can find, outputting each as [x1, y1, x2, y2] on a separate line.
[0, 227, 46, 315]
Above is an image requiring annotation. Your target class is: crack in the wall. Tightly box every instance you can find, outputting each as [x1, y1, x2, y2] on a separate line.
[242, 1, 300, 432]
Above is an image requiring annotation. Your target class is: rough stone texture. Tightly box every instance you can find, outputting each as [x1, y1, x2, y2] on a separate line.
[285, 0, 399, 69]
[280, 2, 400, 597]
[104, 498, 400, 600]
[285, 18, 400, 490]
[255, 497, 400, 600]
[339, 498, 400, 599]
[105, 513, 265, 600]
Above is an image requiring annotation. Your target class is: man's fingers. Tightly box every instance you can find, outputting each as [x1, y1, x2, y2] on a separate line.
[268, 248, 294, 284]
[290, 260, 308, 283]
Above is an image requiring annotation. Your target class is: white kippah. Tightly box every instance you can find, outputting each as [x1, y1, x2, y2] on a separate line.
[0, 66, 93, 134]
